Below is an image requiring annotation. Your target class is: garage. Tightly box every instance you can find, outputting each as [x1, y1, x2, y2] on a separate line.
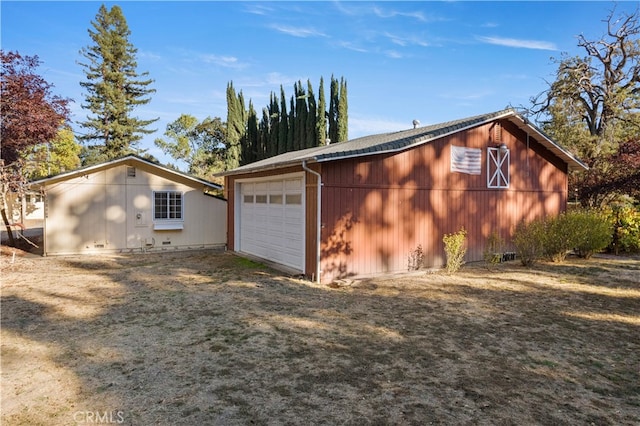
[237, 174, 305, 271]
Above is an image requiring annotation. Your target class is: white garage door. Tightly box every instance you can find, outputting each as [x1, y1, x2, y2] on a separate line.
[238, 176, 304, 271]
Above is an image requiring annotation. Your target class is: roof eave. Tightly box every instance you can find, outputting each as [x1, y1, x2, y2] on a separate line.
[217, 157, 319, 177]
[29, 155, 223, 190]
[506, 115, 589, 172]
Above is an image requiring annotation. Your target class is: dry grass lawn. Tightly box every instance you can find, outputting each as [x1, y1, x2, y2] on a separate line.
[1, 248, 639, 425]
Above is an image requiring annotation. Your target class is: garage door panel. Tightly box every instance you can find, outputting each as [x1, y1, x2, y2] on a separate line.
[238, 177, 304, 271]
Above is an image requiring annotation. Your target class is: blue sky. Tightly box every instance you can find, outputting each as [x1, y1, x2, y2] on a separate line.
[2, 1, 638, 167]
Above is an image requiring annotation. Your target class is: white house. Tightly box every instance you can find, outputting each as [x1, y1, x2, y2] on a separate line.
[30, 155, 226, 256]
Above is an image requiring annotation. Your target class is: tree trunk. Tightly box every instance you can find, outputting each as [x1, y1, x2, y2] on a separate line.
[1, 207, 16, 247]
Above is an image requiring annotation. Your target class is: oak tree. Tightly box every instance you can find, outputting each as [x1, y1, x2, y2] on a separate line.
[530, 8, 640, 206]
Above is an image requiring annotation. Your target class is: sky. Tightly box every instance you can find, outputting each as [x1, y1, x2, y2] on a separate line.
[2, 1, 639, 168]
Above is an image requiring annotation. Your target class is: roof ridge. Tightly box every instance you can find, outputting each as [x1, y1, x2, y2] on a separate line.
[219, 107, 585, 174]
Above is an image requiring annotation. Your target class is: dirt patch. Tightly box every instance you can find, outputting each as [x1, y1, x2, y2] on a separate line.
[2, 250, 639, 425]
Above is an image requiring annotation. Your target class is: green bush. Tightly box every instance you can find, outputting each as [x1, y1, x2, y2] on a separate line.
[606, 205, 640, 254]
[569, 210, 613, 259]
[483, 230, 504, 267]
[443, 228, 467, 274]
[514, 210, 614, 265]
[542, 214, 578, 262]
[512, 218, 546, 266]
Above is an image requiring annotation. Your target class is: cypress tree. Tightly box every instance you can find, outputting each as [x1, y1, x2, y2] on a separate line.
[259, 107, 270, 160]
[241, 101, 258, 165]
[294, 81, 308, 151]
[317, 77, 327, 146]
[328, 76, 339, 144]
[338, 77, 348, 142]
[78, 5, 157, 160]
[225, 82, 244, 169]
[269, 93, 280, 156]
[278, 86, 288, 155]
[306, 80, 317, 148]
[287, 96, 295, 152]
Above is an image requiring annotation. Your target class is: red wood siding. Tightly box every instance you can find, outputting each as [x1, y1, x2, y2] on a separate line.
[319, 120, 568, 282]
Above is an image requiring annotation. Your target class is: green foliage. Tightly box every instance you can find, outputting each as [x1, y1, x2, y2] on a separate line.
[317, 77, 327, 146]
[328, 75, 348, 144]
[513, 219, 546, 266]
[443, 228, 467, 274]
[606, 204, 640, 253]
[514, 210, 613, 265]
[483, 231, 505, 266]
[531, 9, 640, 207]
[568, 210, 613, 259]
[229, 76, 347, 167]
[78, 5, 157, 159]
[543, 211, 612, 261]
[542, 214, 576, 262]
[154, 114, 227, 181]
[21, 127, 81, 179]
[225, 82, 245, 170]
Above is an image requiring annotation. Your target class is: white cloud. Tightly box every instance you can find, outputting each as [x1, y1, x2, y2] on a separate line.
[383, 32, 430, 48]
[270, 24, 327, 38]
[372, 6, 432, 23]
[385, 50, 404, 59]
[199, 54, 247, 69]
[477, 36, 557, 51]
[138, 50, 162, 61]
[244, 4, 274, 16]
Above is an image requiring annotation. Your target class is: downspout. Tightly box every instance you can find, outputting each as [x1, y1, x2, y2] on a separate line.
[302, 160, 322, 284]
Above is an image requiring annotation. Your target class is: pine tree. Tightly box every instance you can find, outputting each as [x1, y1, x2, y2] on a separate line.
[78, 5, 157, 160]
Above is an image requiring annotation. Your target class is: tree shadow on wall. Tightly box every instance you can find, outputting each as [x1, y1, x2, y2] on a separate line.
[320, 211, 359, 281]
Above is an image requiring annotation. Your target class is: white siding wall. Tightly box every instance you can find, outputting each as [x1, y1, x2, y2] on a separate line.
[43, 164, 226, 255]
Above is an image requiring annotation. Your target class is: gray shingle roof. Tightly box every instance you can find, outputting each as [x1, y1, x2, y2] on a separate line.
[220, 108, 587, 175]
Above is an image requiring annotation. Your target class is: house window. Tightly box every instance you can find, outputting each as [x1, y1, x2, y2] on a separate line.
[154, 191, 183, 220]
[487, 147, 510, 188]
[127, 167, 136, 178]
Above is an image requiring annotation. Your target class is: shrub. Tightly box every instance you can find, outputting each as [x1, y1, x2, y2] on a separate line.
[606, 205, 640, 254]
[443, 228, 467, 273]
[512, 218, 545, 266]
[569, 210, 613, 259]
[407, 244, 424, 271]
[542, 214, 575, 262]
[483, 230, 504, 267]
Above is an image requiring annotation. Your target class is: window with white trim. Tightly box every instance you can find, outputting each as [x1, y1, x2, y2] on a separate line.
[154, 191, 183, 220]
[487, 147, 510, 188]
